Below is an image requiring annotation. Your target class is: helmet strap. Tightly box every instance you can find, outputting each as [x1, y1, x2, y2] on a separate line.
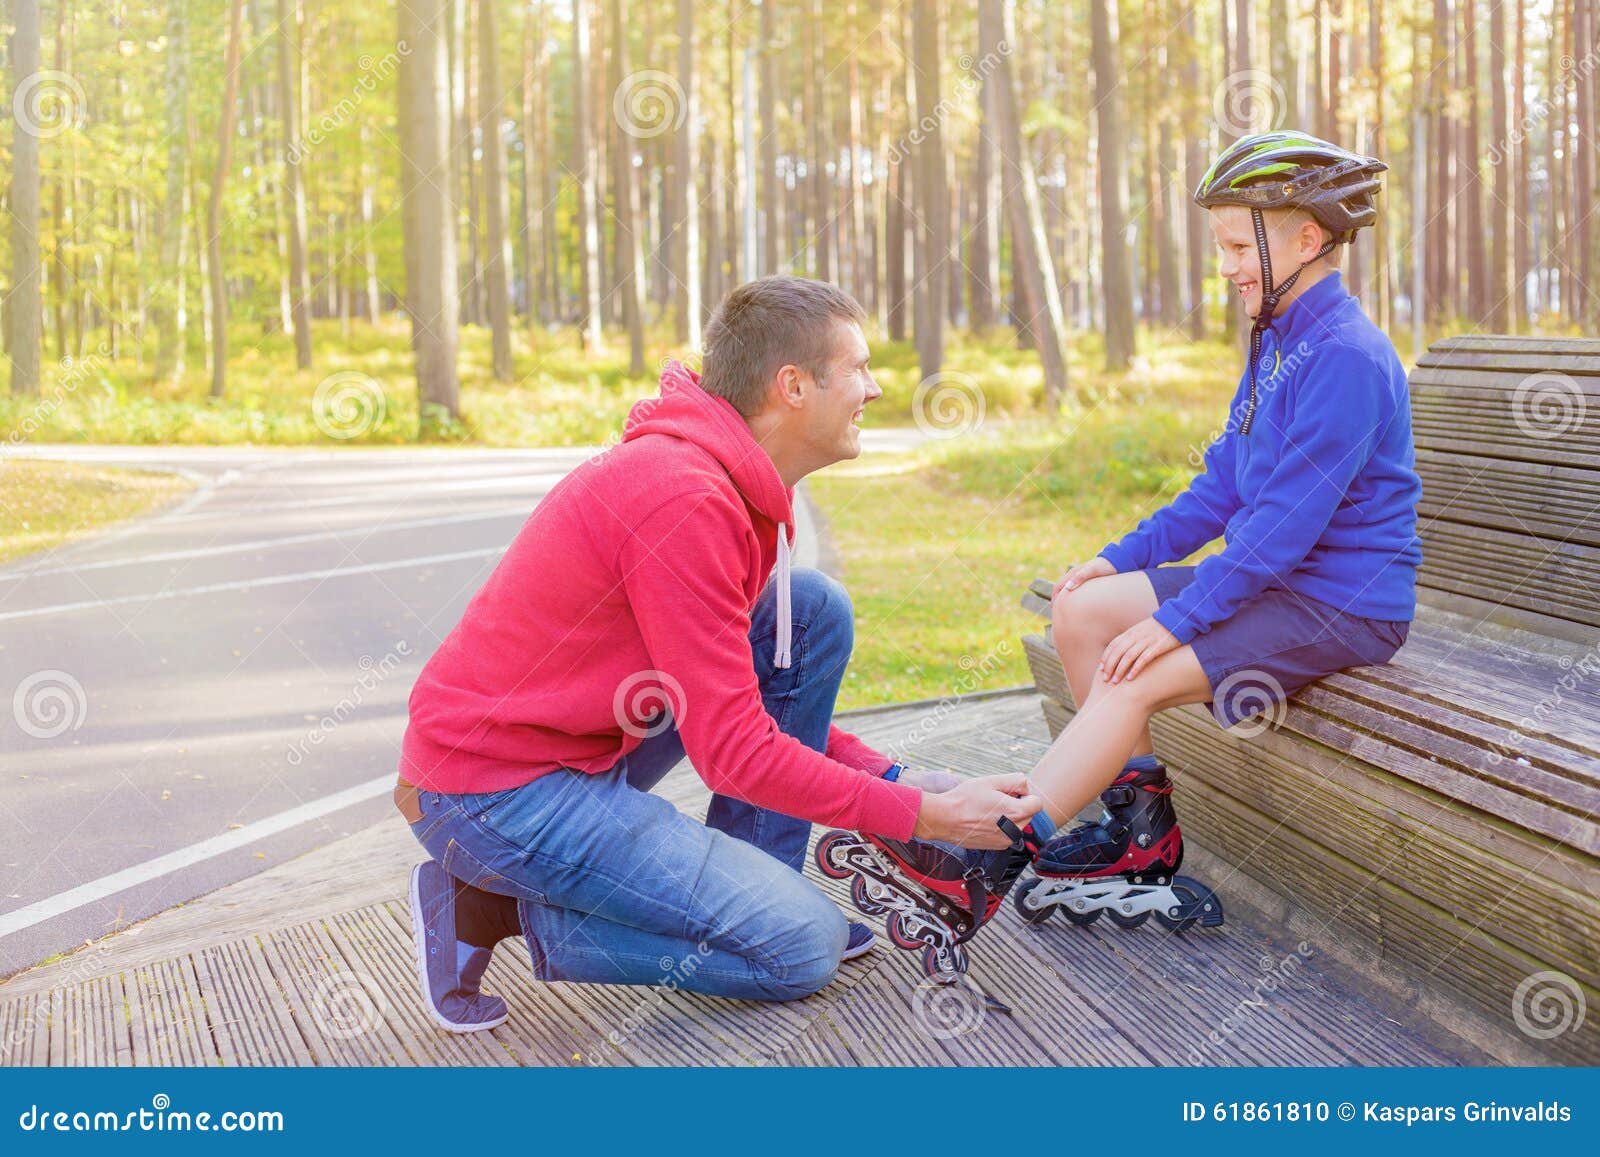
[1240, 207, 1337, 436]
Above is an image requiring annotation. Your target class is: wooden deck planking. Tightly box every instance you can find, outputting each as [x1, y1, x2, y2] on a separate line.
[0, 690, 1493, 1067]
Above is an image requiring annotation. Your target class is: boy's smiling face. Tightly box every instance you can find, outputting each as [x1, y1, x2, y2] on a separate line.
[1210, 204, 1334, 319]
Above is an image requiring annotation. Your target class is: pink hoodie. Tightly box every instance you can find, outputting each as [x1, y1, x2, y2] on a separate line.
[399, 364, 922, 840]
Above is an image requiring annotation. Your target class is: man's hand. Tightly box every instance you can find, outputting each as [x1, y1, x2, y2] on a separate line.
[913, 773, 1042, 849]
[896, 766, 962, 793]
[1100, 615, 1180, 683]
[1053, 555, 1117, 598]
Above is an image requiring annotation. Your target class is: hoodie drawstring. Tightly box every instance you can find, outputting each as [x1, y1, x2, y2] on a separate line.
[774, 522, 793, 669]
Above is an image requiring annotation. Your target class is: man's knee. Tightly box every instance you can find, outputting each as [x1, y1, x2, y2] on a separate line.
[788, 568, 854, 655]
[762, 892, 848, 1000]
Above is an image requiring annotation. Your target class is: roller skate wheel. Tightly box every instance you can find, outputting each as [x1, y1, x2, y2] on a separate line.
[850, 874, 889, 917]
[1062, 906, 1103, 927]
[887, 911, 924, 951]
[814, 830, 856, 880]
[1012, 876, 1056, 925]
[1108, 909, 1150, 930]
[920, 942, 967, 984]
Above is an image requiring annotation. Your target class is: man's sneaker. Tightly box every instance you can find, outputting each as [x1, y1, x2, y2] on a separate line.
[841, 921, 876, 962]
[409, 861, 511, 1033]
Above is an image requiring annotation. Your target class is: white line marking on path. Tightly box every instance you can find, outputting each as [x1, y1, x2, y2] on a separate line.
[0, 775, 395, 941]
[0, 547, 505, 623]
[0, 507, 527, 582]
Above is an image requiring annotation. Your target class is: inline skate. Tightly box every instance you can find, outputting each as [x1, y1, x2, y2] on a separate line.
[1012, 763, 1224, 931]
[815, 819, 1039, 983]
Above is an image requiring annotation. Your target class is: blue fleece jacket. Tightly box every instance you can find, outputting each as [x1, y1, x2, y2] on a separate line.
[1099, 271, 1422, 643]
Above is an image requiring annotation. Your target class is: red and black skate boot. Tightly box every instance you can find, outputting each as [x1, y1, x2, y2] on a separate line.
[815, 819, 1040, 983]
[1013, 762, 1224, 931]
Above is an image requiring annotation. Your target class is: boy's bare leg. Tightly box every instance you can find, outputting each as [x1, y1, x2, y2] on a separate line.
[1026, 644, 1213, 826]
[1050, 572, 1163, 757]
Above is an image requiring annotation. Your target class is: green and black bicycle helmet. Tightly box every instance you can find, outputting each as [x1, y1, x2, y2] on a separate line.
[1194, 131, 1387, 434]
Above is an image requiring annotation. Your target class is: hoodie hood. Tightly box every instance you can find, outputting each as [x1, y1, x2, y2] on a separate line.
[623, 362, 798, 667]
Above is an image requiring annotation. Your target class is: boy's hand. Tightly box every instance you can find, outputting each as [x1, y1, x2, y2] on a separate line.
[1053, 556, 1116, 598]
[1100, 616, 1180, 683]
[913, 773, 1042, 849]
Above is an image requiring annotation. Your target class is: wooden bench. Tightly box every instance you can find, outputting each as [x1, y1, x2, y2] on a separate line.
[1020, 334, 1600, 1065]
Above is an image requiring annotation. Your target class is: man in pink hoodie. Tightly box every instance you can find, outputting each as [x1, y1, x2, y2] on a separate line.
[395, 276, 1039, 1031]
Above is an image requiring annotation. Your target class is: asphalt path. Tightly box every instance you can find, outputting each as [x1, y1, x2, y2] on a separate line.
[0, 433, 920, 976]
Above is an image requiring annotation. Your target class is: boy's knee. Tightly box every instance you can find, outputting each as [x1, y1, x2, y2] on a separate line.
[1051, 585, 1103, 652]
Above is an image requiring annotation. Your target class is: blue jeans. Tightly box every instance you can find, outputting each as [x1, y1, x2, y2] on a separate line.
[408, 568, 857, 1001]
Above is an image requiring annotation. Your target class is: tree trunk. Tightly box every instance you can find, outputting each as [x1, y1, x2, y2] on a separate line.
[152, 0, 188, 383]
[573, 0, 605, 352]
[674, 0, 702, 346]
[971, 76, 1001, 332]
[983, 0, 1068, 403]
[478, 0, 514, 379]
[910, 0, 945, 380]
[760, 0, 780, 276]
[7, 0, 43, 395]
[278, 0, 313, 369]
[1461, 0, 1486, 322]
[1182, 3, 1205, 340]
[1513, 0, 1530, 329]
[610, 0, 647, 374]
[207, 0, 245, 398]
[1091, 0, 1135, 370]
[1487, 0, 1510, 331]
[399, 0, 462, 424]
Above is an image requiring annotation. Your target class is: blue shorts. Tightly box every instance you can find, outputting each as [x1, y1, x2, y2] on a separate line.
[1144, 566, 1410, 729]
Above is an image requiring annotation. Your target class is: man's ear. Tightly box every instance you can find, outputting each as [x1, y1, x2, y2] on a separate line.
[773, 364, 807, 409]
